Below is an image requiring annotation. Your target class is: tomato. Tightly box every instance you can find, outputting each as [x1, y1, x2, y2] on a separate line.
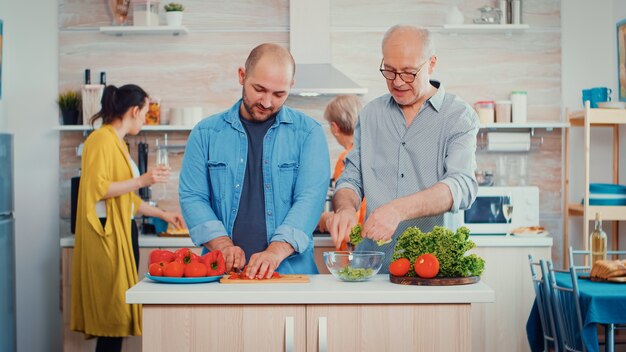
[414, 254, 440, 279]
[148, 261, 167, 276]
[184, 262, 208, 277]
[163, 261, 185, 277]
[389, 258, 411, 277]
[149, 249, 175, 264]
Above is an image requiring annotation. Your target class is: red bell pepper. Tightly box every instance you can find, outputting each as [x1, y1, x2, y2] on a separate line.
[202, 250, 226, 276]
[174, 248, 199, 265]
[149, 249, 175, 264]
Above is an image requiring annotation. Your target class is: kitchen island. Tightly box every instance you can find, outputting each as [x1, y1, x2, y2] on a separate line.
[60, 233, 551, 352]
[126, 274, 494, 352]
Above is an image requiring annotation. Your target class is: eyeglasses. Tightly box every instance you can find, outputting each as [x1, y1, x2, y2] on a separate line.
[379, 59, 428, 83]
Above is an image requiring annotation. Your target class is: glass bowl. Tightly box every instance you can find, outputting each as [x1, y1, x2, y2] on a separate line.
[323, 251, 385, 282]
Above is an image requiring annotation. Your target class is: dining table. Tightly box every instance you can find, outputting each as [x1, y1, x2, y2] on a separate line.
[526, 271, 626, 352]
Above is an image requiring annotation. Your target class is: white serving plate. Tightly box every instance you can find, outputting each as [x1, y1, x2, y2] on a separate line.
[597, 102, 626, 109]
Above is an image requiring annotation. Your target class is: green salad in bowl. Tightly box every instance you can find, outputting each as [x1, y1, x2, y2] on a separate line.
[324, 251, 384, 282]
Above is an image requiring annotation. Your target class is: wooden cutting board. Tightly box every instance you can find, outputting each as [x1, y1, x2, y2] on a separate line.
[220, 274, 310, 284]
[157, 232, 190, 237]
[389, 274, 480, 286]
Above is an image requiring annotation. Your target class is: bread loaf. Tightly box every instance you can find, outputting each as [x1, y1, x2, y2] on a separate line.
[591, 260, 626, 279]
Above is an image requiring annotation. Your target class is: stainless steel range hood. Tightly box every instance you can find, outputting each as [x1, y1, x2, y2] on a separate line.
[289, 0, 367, 96]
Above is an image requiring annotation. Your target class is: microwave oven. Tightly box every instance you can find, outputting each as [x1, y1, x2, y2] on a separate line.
[461, 186, 539, 235]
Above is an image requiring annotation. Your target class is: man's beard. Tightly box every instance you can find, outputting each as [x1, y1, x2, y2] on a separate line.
[242, 87, 280, 121]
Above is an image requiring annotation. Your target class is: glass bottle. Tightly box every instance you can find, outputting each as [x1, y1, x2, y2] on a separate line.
[589, 212, 607, 265]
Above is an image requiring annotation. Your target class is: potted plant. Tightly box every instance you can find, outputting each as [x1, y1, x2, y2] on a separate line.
[164, 3, 184, 26]
[57, 90, 81, 125]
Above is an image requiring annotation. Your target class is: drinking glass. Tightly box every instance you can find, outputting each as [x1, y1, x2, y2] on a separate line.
[489, 198, 501, 223]
[154, 139, 169, 200]
[502, 194, 513, 235]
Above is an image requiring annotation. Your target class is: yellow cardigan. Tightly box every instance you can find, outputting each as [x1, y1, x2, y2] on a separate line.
[70, 125, 143, 337]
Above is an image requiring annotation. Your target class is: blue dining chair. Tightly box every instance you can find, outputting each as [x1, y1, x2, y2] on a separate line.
[568, 246, 626, 352]
[529, 254, 560, 352]
[547, 261, 585, 352]
[569, 246, 626, 271]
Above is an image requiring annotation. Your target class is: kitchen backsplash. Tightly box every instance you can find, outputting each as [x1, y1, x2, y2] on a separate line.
[58, 0, 564, 261]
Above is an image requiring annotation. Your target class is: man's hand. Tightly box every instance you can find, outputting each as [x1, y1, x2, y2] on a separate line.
[317, 212, 332, 233]
[221, 245, 246, 273]
[362, 201, 403, 242]
[245, 242, 294, 279]
[246, 251, 281, 279]
[206, 237, 246, 272]
[327, 208, 358, 249]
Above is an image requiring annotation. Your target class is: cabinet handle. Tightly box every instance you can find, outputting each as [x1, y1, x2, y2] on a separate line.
[285, 316, 294, 352]
[318, 316, 327, 352]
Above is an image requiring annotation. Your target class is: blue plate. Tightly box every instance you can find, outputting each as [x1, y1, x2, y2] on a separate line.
[589, 183, 626, 194]
[145, 273, 223, 284]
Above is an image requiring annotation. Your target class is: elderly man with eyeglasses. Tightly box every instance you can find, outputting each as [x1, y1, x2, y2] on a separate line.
[325, 25, 480, 272]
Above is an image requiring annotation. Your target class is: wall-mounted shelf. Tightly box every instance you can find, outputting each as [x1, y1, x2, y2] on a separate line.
[54, 125, 193, 131]
[442, 24, 530, 34]
[479, 121, 568, 136]
[479, 121, 567, 130]
[99, 26, 189, 36]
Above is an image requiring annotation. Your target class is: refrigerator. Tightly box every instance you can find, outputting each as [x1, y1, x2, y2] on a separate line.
[0, 133, 16, 350]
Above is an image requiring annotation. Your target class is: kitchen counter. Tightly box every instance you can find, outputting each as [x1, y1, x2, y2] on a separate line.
[128, 275, 494, 351]
[61, 234, 548, 351]
[60, 233, 553, 248]
[60, 234, 195, 248]
[126, 274, 495, 305]
[60, 233, 330, 248]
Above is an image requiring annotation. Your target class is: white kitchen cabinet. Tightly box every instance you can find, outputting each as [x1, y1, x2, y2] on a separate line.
[140, 303, 470, 352]
[469, 243, 551, 352]
[306, 304, 470, 352]
[143, 305, 306, 352]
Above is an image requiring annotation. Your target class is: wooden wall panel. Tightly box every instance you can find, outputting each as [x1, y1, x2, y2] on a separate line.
[58, 0, 564, 262]
[59, 31, 288, 111]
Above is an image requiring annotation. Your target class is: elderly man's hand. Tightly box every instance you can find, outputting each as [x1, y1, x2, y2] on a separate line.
[362, 202, 403, 243]
[327, 209, 358, 249]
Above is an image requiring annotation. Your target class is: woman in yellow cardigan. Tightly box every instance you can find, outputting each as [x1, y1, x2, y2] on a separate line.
[70, 84, 184, 352]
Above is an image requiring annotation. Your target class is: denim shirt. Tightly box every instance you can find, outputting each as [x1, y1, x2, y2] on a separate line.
[179, 100, 330, 274]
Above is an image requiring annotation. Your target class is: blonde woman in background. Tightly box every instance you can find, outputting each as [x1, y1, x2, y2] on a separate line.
[318, 95, 367, 239]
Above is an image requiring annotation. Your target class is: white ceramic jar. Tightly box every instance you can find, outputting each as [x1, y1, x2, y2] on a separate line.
[510, 91, 527, 123]
[133, 0, 160, 26]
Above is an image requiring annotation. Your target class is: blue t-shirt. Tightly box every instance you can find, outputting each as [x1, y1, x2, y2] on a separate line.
[232, 115, 276, 262]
